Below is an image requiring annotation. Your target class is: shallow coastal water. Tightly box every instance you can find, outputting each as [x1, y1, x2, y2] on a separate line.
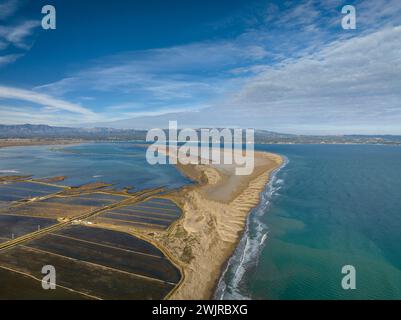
[218, 144, 401, 300]
[0, 143, 191, 190]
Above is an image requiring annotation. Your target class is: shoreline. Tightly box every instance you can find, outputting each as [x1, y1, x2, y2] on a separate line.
[0, 139, 86, 149]
[214, 156, 288, 299]
[149, 148, 283, 299]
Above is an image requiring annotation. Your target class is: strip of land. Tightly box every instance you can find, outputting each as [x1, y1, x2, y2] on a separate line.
[144, 147, 283, 299]
[0, 139, 84, 149]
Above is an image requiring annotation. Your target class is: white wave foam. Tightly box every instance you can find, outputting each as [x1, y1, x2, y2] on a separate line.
[214, 156, 289, 300]
[0, 169, 20, 174]
[260, 232, 268, 246]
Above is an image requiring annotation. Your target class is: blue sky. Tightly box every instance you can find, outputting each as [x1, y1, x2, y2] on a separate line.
[0, 0, 400, 134]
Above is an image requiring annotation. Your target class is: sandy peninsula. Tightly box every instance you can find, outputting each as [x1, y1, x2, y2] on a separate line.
[144, 147, 283, 299]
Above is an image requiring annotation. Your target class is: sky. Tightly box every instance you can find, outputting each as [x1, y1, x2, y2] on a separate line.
[0, 0, 400, 134]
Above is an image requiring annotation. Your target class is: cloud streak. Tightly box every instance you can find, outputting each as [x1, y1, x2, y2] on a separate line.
[0, 20, 40, 49]
[0, 53, 22, 66]
[0, 0, 20, 20]
[0, 86, 95, 116]
[0, 0, 40, 66]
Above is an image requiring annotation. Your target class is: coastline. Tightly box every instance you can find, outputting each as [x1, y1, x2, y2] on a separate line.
[214, 156, 288, 299]
[0, 139, 85, 149]
[150, 149, 283, 299]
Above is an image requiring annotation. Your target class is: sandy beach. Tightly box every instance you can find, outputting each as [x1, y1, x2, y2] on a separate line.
[142, 147, 283, 299]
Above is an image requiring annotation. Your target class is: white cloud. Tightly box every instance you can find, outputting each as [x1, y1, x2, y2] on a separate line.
[231, 26, 401, 106]
[32, 40, 265, 120]
[36, 40, 268, 100]
[98, 24, 401, 134]
[192, 26, 401, 134]
[0, 53, 22, 66]
[0, 0, 20, 20]
[0, 1, 39, 66]
[0, 20, 40, 49]
[0, 86, 95, 116]
[358, 0, 401, 29]
[0, 105, 79, 125]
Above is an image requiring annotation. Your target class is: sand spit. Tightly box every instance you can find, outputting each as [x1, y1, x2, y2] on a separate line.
[144, 148, 283, 299]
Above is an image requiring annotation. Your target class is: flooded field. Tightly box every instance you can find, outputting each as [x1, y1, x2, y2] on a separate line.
[0, 245, 175, 299]
[0, 174, 183, 299]
[0, 215, 56, 242]
[0, 225, 180, 299]
[44, 193, 126, 207]
[94, 197, 182, 230]
[27, 232, 180, 283]
[0, 201, 91, 219]
[0, 192, 127, 219]
[0, 267, 91, 300]
[0, 182, 62, 203]
[56, 225, 164, 256]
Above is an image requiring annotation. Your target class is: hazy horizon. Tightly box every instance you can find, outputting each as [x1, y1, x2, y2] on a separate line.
[2, 122, 401, 137]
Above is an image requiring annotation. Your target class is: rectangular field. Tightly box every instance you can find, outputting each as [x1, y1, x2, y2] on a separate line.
[27, 232, 180, 283]
[0, 192, 127, 219]
[0, 267, 92, 300]
[0, 214, 57, 242]
[0, 182, 62, 203]
[56, 225, 165, 257]
[43, 193, 126, 207]
[94, 197, 182, 230]
[0, 245, 175, 299]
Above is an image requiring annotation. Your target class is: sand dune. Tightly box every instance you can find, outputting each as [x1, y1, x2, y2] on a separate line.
[149, 148, 283, 299]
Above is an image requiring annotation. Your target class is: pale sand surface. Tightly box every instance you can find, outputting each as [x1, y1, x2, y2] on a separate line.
[144, 147, 283, 299]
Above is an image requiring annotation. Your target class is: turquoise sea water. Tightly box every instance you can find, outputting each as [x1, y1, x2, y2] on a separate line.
[0, 143, 191, 190]
[217, 144, 401, 300]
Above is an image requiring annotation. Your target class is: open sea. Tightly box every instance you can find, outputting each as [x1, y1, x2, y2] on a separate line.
[1, 143, 401, 299]
[217, 144, 401, 300]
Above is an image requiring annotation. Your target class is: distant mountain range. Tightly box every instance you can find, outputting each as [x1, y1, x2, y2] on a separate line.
[0, 124, 146, 140]
[1, 124, 400, 145]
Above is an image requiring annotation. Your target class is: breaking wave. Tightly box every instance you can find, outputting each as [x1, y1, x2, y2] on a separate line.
[214, 157, 288, 300]
[0, 169, 20, 174]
